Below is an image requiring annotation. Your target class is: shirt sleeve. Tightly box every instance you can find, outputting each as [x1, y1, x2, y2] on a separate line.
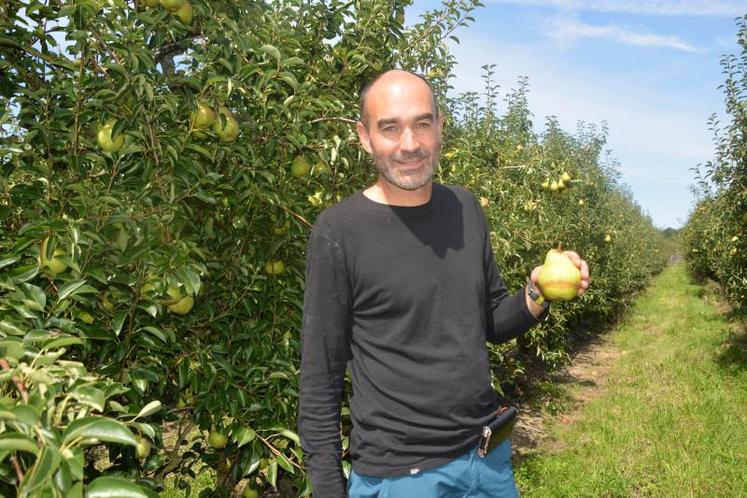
[298, 226, 352, 498]
[483, 241, 542, 344]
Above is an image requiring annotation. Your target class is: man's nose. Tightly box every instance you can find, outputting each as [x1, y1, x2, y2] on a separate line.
[399, 127, 420, 151]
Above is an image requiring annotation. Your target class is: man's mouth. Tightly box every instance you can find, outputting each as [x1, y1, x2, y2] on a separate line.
[397, 156, 426, 166]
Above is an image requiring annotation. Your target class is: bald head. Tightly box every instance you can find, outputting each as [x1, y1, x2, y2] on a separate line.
[359, 70, 438, 127]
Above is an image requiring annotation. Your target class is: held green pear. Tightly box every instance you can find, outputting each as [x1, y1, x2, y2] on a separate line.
[537, 248, 581, 301]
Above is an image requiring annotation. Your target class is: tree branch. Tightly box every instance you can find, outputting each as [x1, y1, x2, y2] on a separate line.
[155, 35, 203, 65]
[0, 37, 78, 72]
[0, 358, 28, 403]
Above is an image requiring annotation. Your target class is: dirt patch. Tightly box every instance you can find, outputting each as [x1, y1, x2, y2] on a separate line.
[511, 335, 622, 461]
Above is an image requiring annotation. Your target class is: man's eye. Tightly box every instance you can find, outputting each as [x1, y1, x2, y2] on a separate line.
[382, 126, 398, 133]
[416, 122, 431, 129]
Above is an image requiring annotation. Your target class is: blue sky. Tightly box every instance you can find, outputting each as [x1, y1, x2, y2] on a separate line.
[406, 0, 746, 229]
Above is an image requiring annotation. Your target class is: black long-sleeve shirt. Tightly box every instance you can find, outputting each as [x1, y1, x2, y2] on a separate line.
[298, 184, 542, 497]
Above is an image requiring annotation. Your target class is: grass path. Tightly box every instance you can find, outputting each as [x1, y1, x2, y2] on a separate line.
[514, 263, 747, 497]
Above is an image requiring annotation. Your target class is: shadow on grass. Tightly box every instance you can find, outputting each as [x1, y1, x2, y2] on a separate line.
[716, 330, 747, 375]
[688, 270, 747, 375]
[712, 301, 747, 375]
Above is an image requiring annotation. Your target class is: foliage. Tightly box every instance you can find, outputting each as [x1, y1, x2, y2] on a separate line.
[684, 15, 747, 313]
[0, 324, 161, 496]
[1, 0, 664, 495]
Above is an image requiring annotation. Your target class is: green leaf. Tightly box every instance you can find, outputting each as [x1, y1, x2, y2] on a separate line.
[0, 255, 20, 269]
[12, 404, 40, 427]
[63, 447, 84, 481]
[104, 62, 126, 74]
[134, 400, 162, 420]
[12, 265, 39, 283]
[235, 427, 256, 447]
[70, 385, 106, 412]
[69, 481, 84, 498]
[278, 72, 298, 91]
[0, 410, 16, 421]
[141, 326, 167, 343]
[20, 283, 47, 310]
[261, 44, 281, 62]
[45, 336, 84, 350]
[0, 432, 39, 454]
[12, 302, 38, 319]
[55, 457, 73, 492]
[57, 280, 87, 302]
[17, 444, 60, 494]
[276, 453, 295, 474]
[267, 459, 278, 489]
[0, 274, 15, 291]
[0, 337, 24, 360]
[194, 191, 217, 204]
[185, 143, 213, 160]
[179, 267, 201, 296]
[283, 56, 304, 67]
[108, 401, 126, 413]
[112, 310, 127, 337]
[0, 320, 25, 336]
[132, 422, 156, 441]
[242, 451, 261, 476]
[62, 417, 137, 447]
[85, 476, 159, 498]
[268, 427, 300, 445]
[93, 89, 117, 99]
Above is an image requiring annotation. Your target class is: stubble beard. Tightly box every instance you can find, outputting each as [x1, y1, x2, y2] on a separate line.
[373, 151, 440, 191]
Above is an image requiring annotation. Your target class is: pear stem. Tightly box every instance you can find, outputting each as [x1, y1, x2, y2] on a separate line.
[556, 242, 564, 252]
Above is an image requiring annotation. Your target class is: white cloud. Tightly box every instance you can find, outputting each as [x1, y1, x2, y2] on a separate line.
[484, 0, 747, 17]
[546, 17, 703, 52]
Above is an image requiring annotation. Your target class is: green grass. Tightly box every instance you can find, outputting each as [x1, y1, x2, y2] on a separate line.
[515, 264, 747, 497]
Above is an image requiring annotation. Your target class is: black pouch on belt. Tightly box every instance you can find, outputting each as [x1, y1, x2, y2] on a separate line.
[477, 406, 518, 457]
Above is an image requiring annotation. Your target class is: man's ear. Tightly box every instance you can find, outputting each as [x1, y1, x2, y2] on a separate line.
[438, 114, 445, 132]
[356, 121, 373, 154]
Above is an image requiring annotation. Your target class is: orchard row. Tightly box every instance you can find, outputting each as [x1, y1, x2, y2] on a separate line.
[684, 17, 747, 312]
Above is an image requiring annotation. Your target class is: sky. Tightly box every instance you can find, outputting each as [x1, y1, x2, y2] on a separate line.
[406, 0, 746, 229]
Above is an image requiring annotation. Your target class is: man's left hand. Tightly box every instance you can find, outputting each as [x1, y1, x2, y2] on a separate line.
[526, 251, 591, 317]
[530, 250, 591, 298]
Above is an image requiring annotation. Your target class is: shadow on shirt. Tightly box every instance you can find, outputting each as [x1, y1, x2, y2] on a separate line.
[388, 185, 465, 259]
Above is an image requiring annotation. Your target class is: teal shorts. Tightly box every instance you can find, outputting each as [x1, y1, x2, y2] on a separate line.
[348, 439, 520, 498]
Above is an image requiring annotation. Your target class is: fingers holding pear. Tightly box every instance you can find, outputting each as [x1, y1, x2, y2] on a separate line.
[561, 250, 590, 295]
[562, 250, 582, 268]
[530, 265, 542, 285]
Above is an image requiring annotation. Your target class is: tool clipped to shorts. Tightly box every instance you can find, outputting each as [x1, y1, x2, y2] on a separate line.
[477, 406, 518, 457]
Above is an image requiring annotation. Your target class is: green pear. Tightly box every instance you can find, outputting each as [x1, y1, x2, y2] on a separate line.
[212, 107, 239, 142]
[174, 0, 193, 24]
[208, 428, 228, 449]
[537, 248, 581, 301]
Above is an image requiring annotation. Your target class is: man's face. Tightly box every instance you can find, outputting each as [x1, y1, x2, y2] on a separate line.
[357, 73, 444, 192]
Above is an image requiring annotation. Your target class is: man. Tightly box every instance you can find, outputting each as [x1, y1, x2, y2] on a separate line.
[298, 70, 590, 497]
